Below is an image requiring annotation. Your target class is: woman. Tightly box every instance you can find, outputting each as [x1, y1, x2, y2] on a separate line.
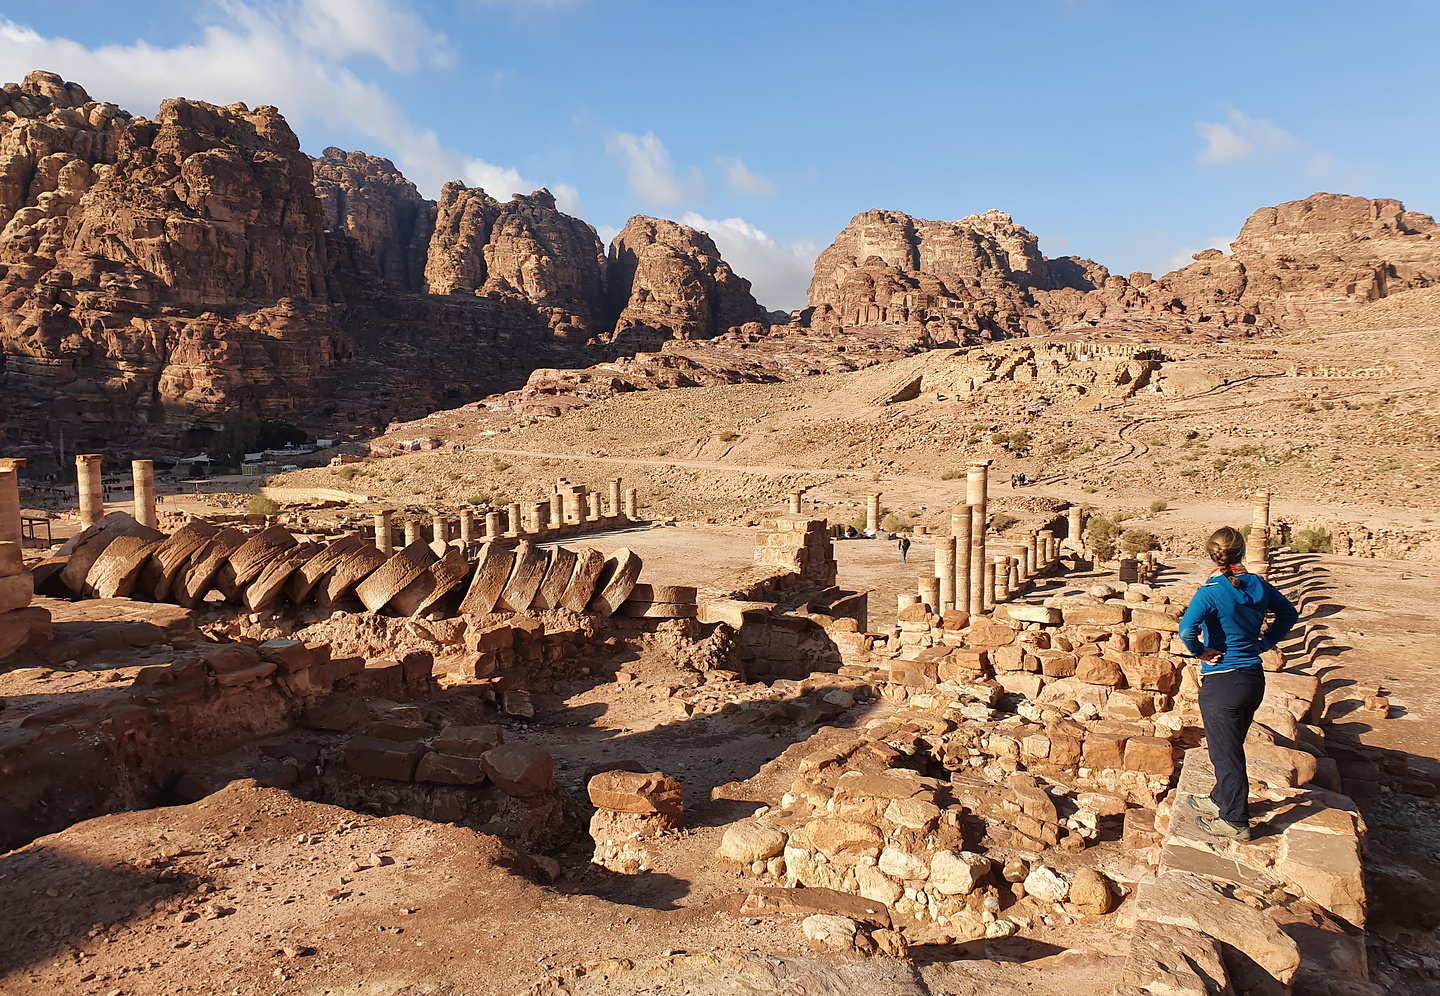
[1178, 526, 1298, 840]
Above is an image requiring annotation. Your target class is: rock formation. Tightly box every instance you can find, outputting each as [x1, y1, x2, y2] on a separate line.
[606, 216, 766, 347]
[314, 148, 434, 292]
[424, 183, 607, 338]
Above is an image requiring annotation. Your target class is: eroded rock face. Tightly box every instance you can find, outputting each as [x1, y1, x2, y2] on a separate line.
[607, 216, 766, 346]
[425, 184, 607, 338]
[314, 147, 434, 292]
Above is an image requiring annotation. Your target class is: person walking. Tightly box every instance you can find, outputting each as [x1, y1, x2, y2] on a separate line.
[1178, 526, 1298, 840]
[898, 535, 910, 563]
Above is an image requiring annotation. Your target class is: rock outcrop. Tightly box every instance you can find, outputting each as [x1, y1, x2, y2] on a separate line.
[606, 216, 766, 347]
[424, 183, 607, 338]
[314, 148, 434, 292]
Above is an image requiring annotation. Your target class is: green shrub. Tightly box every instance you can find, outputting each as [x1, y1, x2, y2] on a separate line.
[467, 493, 491, 507]
[335, 465, 360, 481]
[1149, 499, 1169, 514]
[1291, 528, 1332, 554]
[655, 449, 669, 457]
[941, 468, 964, 480]
[1086, 515, 1120, 560]
[718, 431, 738, 443]
[991, 512, 1018, 532]
[1212, 458, 1229, 472]
[1120, 529, 1159, 556]
[492, 459, 511, 472]
[248, 494, 279, 515]
[881, 513, 905, 533]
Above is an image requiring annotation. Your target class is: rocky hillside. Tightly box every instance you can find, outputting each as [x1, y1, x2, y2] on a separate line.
[806, 195, 1440, 338]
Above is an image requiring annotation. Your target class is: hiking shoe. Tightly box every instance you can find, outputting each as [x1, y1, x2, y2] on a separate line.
[1197, 816, 1252, 841]
[1186, 795, 1221, 819]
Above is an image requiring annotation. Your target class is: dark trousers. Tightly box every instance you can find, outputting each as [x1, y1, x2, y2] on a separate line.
[1198, 667, 1266, 823]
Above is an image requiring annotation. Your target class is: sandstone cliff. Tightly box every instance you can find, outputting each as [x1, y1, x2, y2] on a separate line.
[424, 183, 607, 338]
[606, 216, 766, 347]
[314, 148, 434, 292]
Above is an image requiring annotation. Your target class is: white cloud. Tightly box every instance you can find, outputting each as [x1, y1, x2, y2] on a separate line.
[551, 182, 583, 216]
[0, 1, 557, 202]
[606, 131, 706, 205]
[595, 223, 622, 248]
[681, 212, 818, 313]
[1196, 106, 1301, 165]
[717, 156, 775, 196]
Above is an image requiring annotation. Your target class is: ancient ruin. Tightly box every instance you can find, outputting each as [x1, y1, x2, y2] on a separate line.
[1, 54, 1437, 996]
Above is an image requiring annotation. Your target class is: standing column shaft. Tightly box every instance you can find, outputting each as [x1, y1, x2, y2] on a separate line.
[76, 454, 104, 529]
[485, 511, 502, 540]
[866, 493, 881, 535]
[918, 575, 940, 613]
[527, 502, 546, 534]
[608, 478, 622, 518]
[132, 460, 156, 528]
[994, 556, 1011, 603]
[0, 466, 22, 545]
[1038, 529, 1054, 567]
[432, 517, 449, 544]
[951, 505, 971, 615]
[982, 560, 996, 611]
[549, 493, 563, 528]
[1011, 544, 1029, 584]
[1026, 533, 1038, 576]
[787, 491, 802, 515]
[507, 502, 522, 535]
[624, 488, 638, 520]
[459, 510, 474, 544]
[935, 535, 957, 613]
[1068, 506, 1084, 552]
[374, 510, 393, 554]
[1249, 490, 1271, 578]
[404, 519, 420, 547]
[966, 462, 989, 615]
[585, 493, 599, 521]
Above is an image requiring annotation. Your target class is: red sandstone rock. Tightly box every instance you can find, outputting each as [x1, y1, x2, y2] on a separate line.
[587, 770, 683, 817]
[481, 743, 556, 797]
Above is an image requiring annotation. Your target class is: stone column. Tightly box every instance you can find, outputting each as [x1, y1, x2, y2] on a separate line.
[624, 488, 638, 520]
[787, 490, 803, 515]
[507, 502, 522, 537]
[1011, 544, 1029, 585]
[374, 510, 394, 554]
[459, 509, 474, 545]
[1249, 489, 1271, 578]
[586, 492, 601, 522]
[485, 511, 502, 541]
[1009, 556, 1020, 593]
[546, 492, 561, 528]
[0, 467, 20, 545]
[982, 559, 996, 611]
[1026, 533, 1038, 577]
[404, 518, 420, 547]
[1038, 529, 1054, 568]
[994, 555, 1010, 603]
[562, 487, 583, 524]
[75, 454, 105, 529]
[935, 535, 956, 613]
[608, 478, 622, 518]
[918, 575, 940, 613]
[897, 592, 920, 612]
[132, 459, 157, 528]
[951, 505, 971, 614]
[527, 502, 546, 534]
[1067, 505, 1085, 553]
[866, 493, 881, 535]
[432, 517, 449, 545]
[966, 461, 990, 616]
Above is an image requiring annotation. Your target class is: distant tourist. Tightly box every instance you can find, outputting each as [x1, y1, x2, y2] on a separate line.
[1178, 526, 1298, 841]
[898, 535, 911, 563]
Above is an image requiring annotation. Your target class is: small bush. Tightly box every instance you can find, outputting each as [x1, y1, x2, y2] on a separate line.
[1120, 528, 1159, 556]
[1291, 528, 1332, 554]
[467, 493, 491, 507]
[941, 468, 964, 480]
[991, 512, 1018, 532]
[1212, 458, 1229, 472]
[1086, 515, 1120, 560]
[655, 449, 669, 457]
[248, 494, 279, 515]
[1149, 499, 1169, 514]
[334, 465, 359, 481]
[492, 459, 511, 472]
[882, 513, 905, 533]
[718, 431, 738, 443]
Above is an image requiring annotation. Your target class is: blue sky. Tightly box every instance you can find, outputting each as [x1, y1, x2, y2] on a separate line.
[3, 0, 1437, 311]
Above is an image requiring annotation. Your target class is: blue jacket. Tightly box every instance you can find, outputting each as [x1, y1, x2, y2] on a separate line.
[1178, 569, 1298, 675]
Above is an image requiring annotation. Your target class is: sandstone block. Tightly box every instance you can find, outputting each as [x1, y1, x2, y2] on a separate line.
[84, 533, 164, 598]
[1122, 807, 1162, 850]
[559, 547, 608, 613]
[930, 850, 991, 895]
[59, 513, 154, 595]
[259, 639, 327, 674]
[629, 582, 698, 604]
[1121, 920, 1230, 995]
[884, 797, 941, 832]
[966, 623, 1016, 649]
[878, 847, 929, 881]
[415, 752, 487, 785]
[531, 546, 579, 611]
[344, 737, 429, 781]
[719, 823, 787, 864]
[1063, 604, 1130, 627]
[1125, 736, 1176, 777]
[482, 744, 556, 797]
[942, 609, 970, 630]
[1075, 654, 1125, 686]
[1134, 870, 1300, 986]
[0, 541, 22, 577]
[284, 533, 360, 604]
[856, 863, 904, 906]
[497, 541, 547, 612]
[1119, 652, 1179, 693]
[897, 602, 931, 623]
[1069, 867, 1113, 915]
[1038, 651, 1077, 677]
[1129, 629, 1163, 654]
[991, 644, 1026, 672]
[301, 692, 368, 730]
[244, 544, 318, 611]
[1107, 687, 1157, 720]
[0, 605, 52, 659]
[434, 724, 504, 757]
[802, 914, 858, 953]
[740, 886, 890, 929]
[356, 540, 438, 613]
[1131, 607, 1181, 632]
[1023, 865, 1069, 903]
[588, 770, 683, 816]
[0, 572, 34, 613]
[1277, 825, 1365, 928]
[994, 671, 1044, 699]
[998, 604, 1062, 625]
[318, 544, 389, 607]
[1083, 730, 1130, 769]
[457, 543, 516, 616]
[176, 527, 247, 607]
[618, 600, 699, 618]
[502, 689, 535, 718]
[390, 546, 472, 617]
[229, 525, 298, 586]
[588, 547, 642, 617]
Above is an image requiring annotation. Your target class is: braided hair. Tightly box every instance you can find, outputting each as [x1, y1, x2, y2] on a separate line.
[1206, 526, 1247, 589]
